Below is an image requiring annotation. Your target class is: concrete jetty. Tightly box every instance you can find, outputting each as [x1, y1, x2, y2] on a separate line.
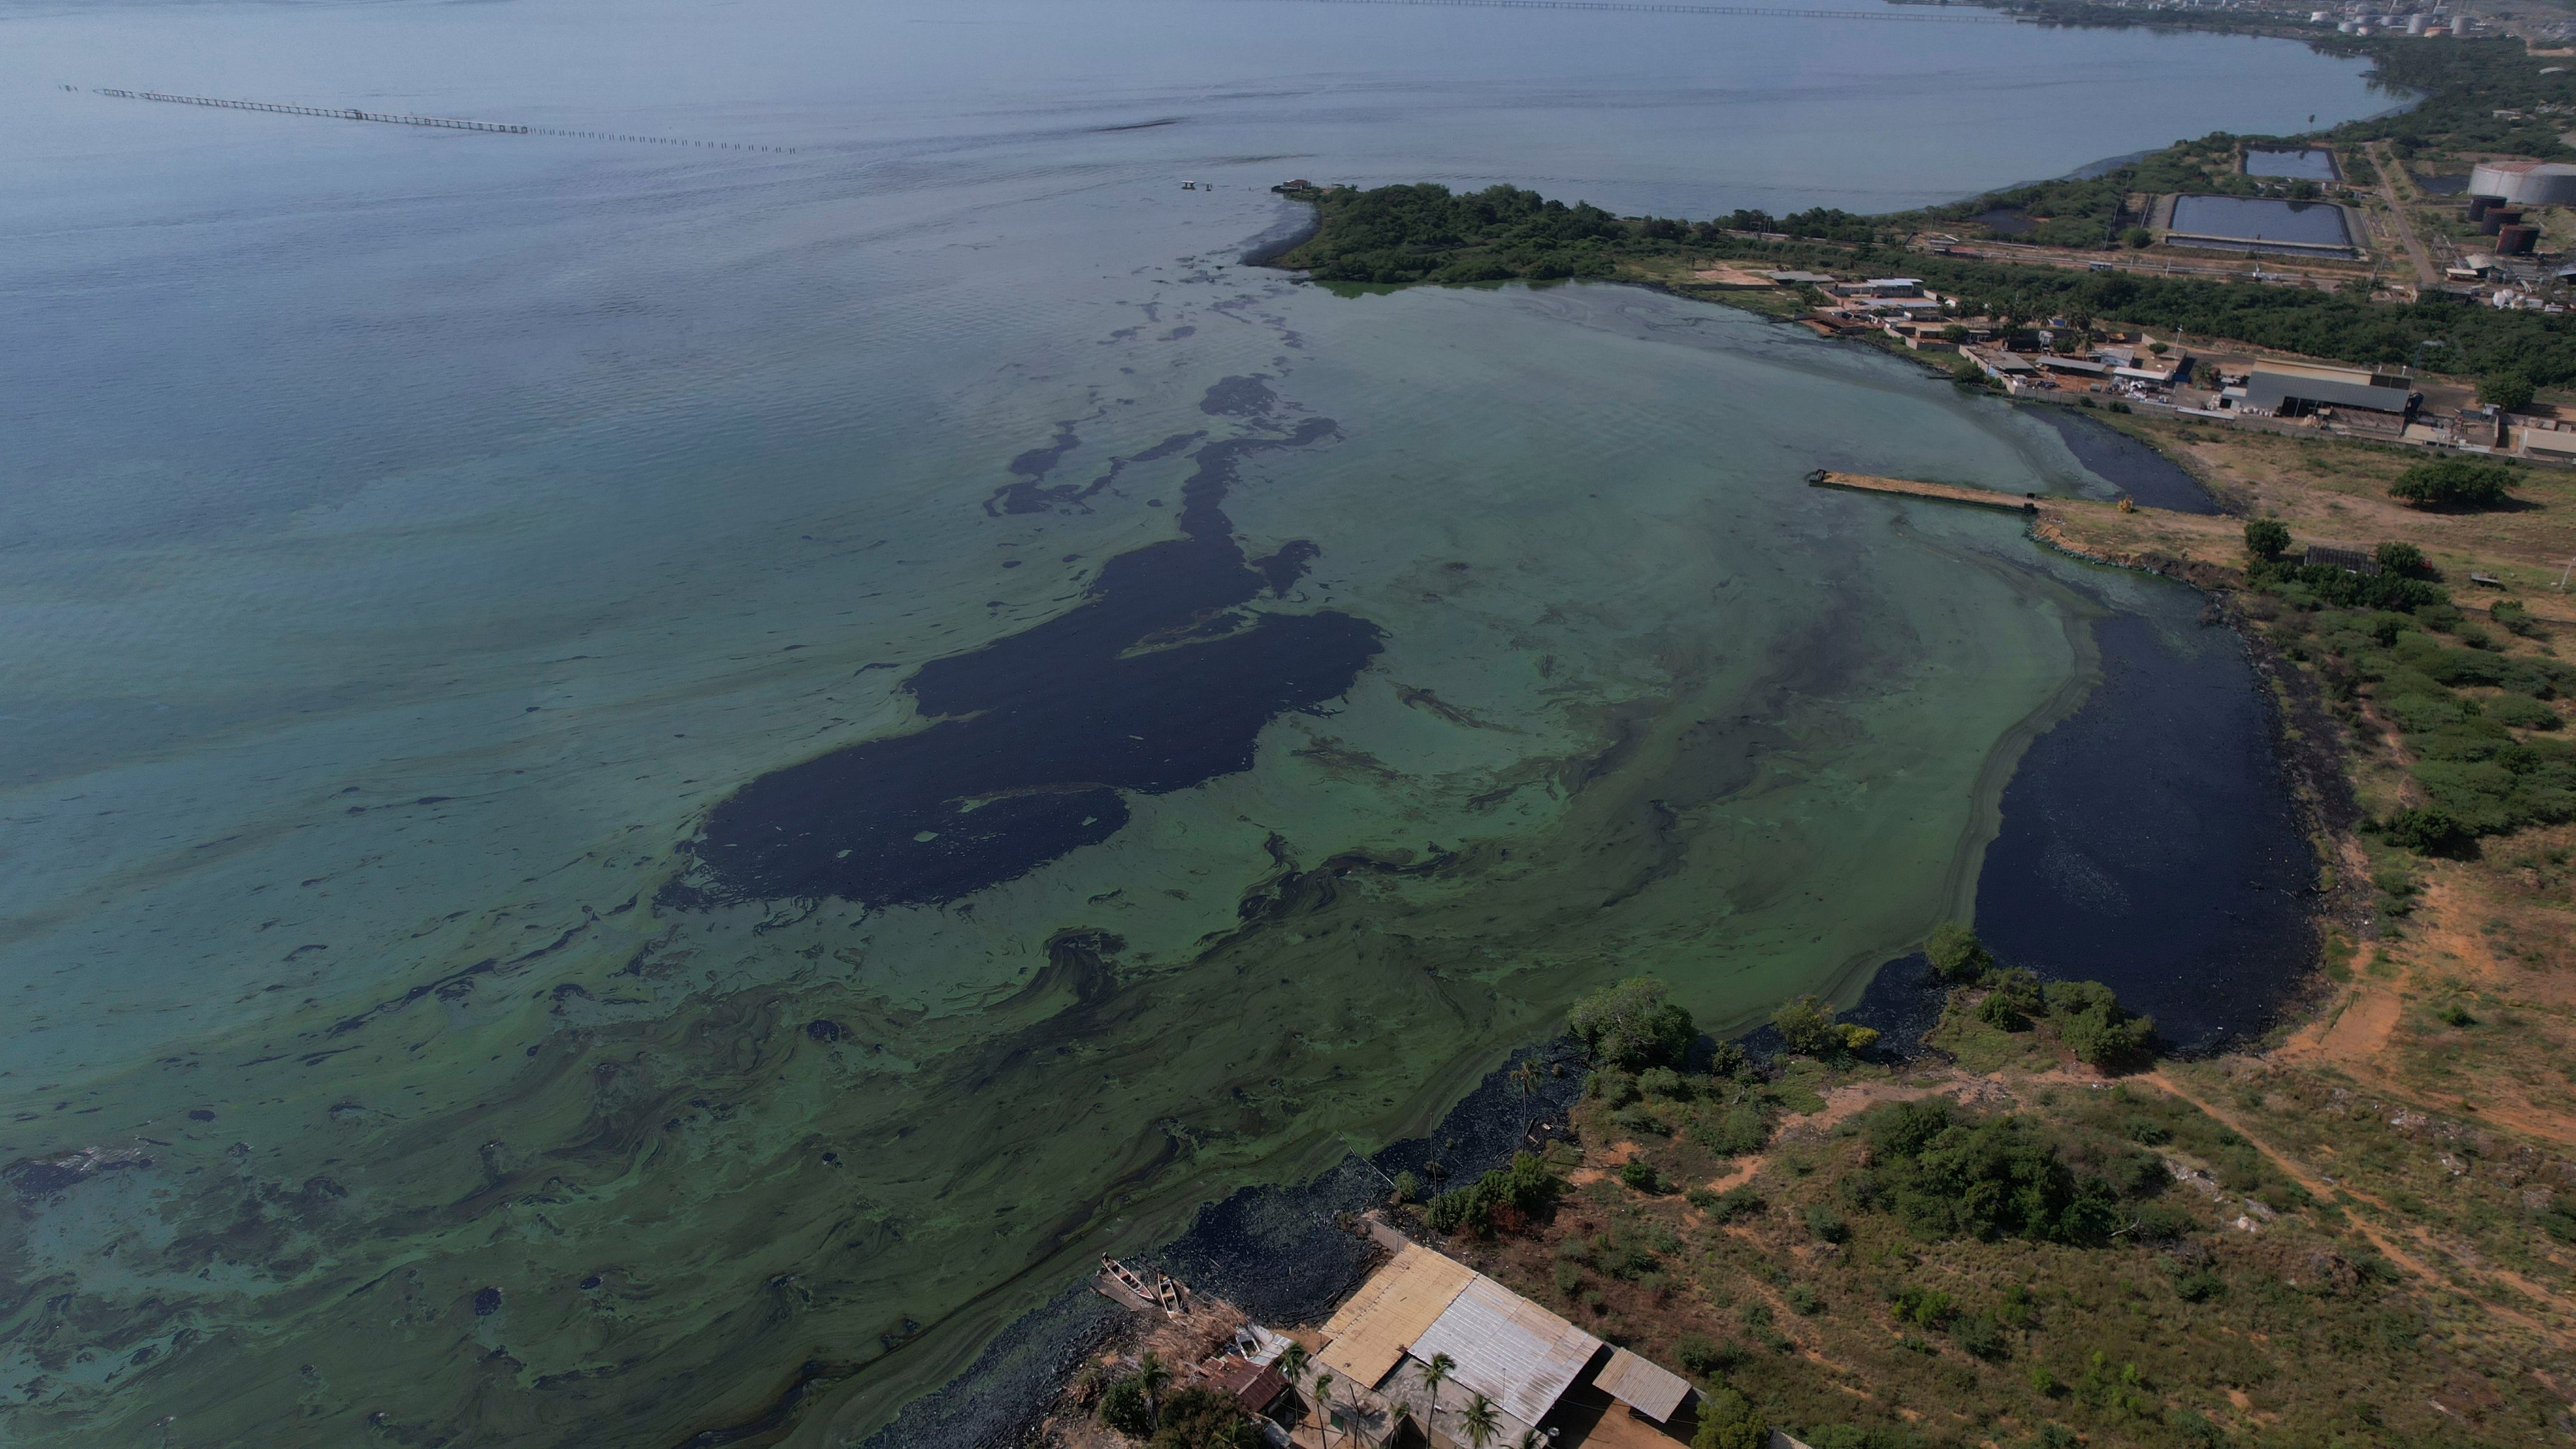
[1807, 469, 2040, 513]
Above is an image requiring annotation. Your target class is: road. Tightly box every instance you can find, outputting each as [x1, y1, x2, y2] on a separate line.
[2368, 139, 2443, 288]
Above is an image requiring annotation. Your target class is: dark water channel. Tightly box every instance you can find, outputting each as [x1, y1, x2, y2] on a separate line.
[2030, 407, 2219, 515]
[1851, 605, 2316, 1056]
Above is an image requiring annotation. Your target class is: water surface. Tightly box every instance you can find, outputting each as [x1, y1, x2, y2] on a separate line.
[0, 1, 2387, 1442]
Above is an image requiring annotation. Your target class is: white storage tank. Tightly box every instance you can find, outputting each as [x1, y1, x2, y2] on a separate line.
[2469, 159, 2576, 206]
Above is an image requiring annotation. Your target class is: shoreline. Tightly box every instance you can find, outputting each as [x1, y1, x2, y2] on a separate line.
[859, 1045, 1588, 1449]
[871, 250, 2363, 1447]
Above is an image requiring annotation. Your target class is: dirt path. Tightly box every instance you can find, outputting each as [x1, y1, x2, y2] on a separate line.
[2145, 1069, 2575, 1338]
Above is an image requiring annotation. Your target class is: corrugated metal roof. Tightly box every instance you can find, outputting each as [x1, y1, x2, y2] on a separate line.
[1595, 1347, 1692, 1422]
[2244, 369, 2413, 415]
[1407, 1275, 1605, 1426]
[1317, 1245, 1476, 1391]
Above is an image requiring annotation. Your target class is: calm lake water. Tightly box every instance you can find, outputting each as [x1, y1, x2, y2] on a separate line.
[0, 1, 2387, 1442]
[2169, 192, 2357, 245]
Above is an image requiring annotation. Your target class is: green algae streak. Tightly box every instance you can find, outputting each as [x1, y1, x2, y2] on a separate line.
[0, 281, 2141, 1446]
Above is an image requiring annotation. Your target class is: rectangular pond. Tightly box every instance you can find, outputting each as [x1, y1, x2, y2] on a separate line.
[2243, 145, 2338, 180]
[2167, 193, 2354, 250]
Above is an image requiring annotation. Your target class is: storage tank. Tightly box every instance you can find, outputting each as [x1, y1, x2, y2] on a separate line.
[2468, 194, 2499, 220]
[2497, 225, 2538, 255]
[2406, 15, 2427, 33]
[2469, 160, 2576, 206]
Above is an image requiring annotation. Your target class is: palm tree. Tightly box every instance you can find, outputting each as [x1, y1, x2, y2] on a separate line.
[1314, 1372, 1335, 1446]
[1138, 1351, 1172, 1429]
[1512, 1057, 1548, 1144]
[1459, 1393, 1500, 1449]
[1516, 1432, 1546, 1449]
[1420, 1352, 1456, 1444]
[1276, 1344, 1311, 1437]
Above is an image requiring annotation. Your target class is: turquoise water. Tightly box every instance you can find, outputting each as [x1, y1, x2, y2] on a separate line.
[0, 2, 2387, 1442]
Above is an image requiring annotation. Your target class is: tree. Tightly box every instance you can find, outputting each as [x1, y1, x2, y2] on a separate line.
[2376, 540, 2431, 577]
[1421, 1352, 1456, 1443]
[1511, 1056, 1546, 1140]
[1276, 1342, 1309, 1402]
[1567, 977, 1696, 1070]
[1692, 1386, 1770, 1449]
[2191, 362, 2221, 390]
[2480, 369, 2535, 414]
[1925, 921, 1993, 982]
[1460, 1391, 1501, 1448]
[2381, 805, 2471, 855]
[1137, 1351, 1173, 1427]
[2389, 458, 2519, 509]
[2122, 226, 2154, 249]
[2244, 518, 2292, 561]
[1101, 1378, 1155, 1438]
[1772, 996, 1880, 1059]
[2045, 980, 2154, 1067]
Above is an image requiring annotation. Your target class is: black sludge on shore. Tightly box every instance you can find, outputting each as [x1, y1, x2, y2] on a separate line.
[860, 1047, 1587, 1449]
[670, 380, 1381, 909]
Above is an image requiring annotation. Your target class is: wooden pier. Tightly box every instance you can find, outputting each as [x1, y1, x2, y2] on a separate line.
[1807, 469, 2039, 514]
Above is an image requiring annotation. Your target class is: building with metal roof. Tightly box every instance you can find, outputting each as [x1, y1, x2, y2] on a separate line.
[2240, 368, 2417, 419]
[1312, 1240, 1698, 1446]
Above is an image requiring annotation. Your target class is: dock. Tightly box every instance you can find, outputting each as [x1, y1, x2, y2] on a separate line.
[1807, 469, 2039, 514]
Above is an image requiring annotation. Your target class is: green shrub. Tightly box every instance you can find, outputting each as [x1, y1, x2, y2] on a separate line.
[2130, 1201, 2196, 1241]
[1569, 977, 1697, 1070]
[2389, 458, 2520, 509]
[1637, 1066, 1687, 1099]
[1423, 1152, 1561, 1236]
[1978, 988, 2031, 1032]
[2493, 598, 2545, 639]
[1858, 1101, 2122, 1243]
[2487, 692, 2559, 729]
[1552, 1258, 1583, 1295]
[2376, 540, 2431, 577]
[1389, 1170, 1420, 1205]
[1619, 1160, 1668, 1193]
[1691, 1387, 1769, 1449]
[1697, 1184, 1766, 1223]
[2044, 980, 2155, 1067]
[2380, 805, 2473, 855]
[1955, 1312, 2008, 1361]
[1773, 995, 1880, 1059]
[1891, 1284, 1957, 1328]
[1691, 1100, 1775, 1157]
[1613, 1102, 1673, 1137]
[1100, 1378, 1154, 1437]
[1146, 1387, 1250, 1448]
[1926, 921, 1994, 981]
[1590, 1069, 1640, 1107]
[1803, 1204, 1850, 1243]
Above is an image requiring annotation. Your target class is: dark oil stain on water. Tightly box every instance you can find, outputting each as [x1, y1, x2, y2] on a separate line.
[668, 377, 1382, 910]
[1850, 607, 2317, 1056]
[2029, 407, 2219, 515]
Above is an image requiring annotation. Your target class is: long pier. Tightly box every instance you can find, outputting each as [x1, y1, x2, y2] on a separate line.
[1807, 469, 2040, 513]
[96, 89, 529, 133]
[88, 88, 795, 152]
